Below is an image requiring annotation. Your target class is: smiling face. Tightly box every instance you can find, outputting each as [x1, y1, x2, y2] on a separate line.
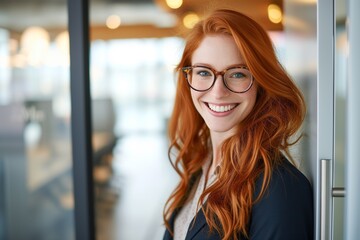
[190, 34, 258, 139]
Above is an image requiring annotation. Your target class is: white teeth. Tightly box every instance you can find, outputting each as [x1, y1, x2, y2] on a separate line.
[208, 103, 236, 113]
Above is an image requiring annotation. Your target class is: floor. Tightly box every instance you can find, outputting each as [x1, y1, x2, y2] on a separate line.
[95, 105, 179, 240]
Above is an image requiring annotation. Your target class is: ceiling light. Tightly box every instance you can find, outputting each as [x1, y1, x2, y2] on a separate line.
[183, 12, 199, 29]
[293, 0, 316, 4]
[106, 15, 121, 29]
[55, 31, 70, 66]
[268, 4, 283, 24]
[20, 26, 50, 66]
[166, 0, 183, 9]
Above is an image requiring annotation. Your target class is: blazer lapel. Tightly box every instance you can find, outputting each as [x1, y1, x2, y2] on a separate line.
[164, 172, 207, 240]
[163, 229, 173, 240]
[163, 210, 178, 240]
[163, 226, 173, 240]
[185, 208, 208, 240]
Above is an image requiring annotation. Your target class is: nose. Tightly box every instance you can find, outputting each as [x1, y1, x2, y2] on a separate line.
[209, 75, 230, 98]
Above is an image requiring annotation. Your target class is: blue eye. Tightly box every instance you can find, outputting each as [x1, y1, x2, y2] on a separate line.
[193, 67, 213, 78]
[198, 71, 212, 77]
[230, 72, 246, 78]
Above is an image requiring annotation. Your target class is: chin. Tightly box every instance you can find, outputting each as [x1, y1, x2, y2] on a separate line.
[208, 125, 237, 136]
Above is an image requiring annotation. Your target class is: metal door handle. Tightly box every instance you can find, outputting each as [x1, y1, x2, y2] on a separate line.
[320, 159, 346, 240]
[332, 187, 345, 197]
[321, 159, 332, 240]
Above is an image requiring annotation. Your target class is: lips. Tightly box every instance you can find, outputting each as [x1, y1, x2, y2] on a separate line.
[207, 103, 238, 113]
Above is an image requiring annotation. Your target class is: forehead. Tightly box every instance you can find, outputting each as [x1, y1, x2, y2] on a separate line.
[191, 34, 244, 70]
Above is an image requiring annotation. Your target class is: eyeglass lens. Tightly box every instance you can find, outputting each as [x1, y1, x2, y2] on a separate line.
[186, 66, 253, 93]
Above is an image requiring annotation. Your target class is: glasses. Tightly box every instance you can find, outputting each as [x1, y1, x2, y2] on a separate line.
[182, 65, 254, 93]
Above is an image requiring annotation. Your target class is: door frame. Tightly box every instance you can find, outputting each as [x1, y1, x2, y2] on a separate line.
[345, 0, 360, 238]
[68, 0, 96, 239]
[317, 0, 335, 239]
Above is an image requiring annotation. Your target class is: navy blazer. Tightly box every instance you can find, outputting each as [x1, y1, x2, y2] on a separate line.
[163, 160, 314, 240]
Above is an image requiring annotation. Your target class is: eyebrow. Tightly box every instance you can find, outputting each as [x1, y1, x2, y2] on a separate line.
[191, 63, 248, 69]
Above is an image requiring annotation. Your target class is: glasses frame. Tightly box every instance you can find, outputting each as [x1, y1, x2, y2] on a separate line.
[182, 65, 254, 93]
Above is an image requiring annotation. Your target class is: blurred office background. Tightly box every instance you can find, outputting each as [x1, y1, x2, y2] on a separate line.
[0, 0, 349, 239]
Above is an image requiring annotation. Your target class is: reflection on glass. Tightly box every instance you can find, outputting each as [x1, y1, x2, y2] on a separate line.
[0, 1, 74, 239]
[334, 0, 347, 239]
[90, 36, 183, 240]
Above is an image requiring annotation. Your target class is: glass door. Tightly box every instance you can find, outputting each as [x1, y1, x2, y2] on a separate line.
[344, 0, 360, 238]
[334, 0, 347, 239]
[319, 0, 360, 239]
[88, 1, 182, 239]
[0, 1, 75, 239]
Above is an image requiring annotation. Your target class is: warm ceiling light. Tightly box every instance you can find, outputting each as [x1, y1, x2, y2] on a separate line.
[183, 12, 199, 29]
[293, 0, 316, 4]
[21, 26, 50, 52]
[55, 31, 70, 65]
[20, 26, 50, 66]
[268, 4, 283, 24]
[106, 15, 121, 29]
[166, 0, 183, 9]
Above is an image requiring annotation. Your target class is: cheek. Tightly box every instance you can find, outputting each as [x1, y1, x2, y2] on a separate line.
[190, 90, 201, 111]
[244, 85, 258, 112]
[249, 88, 258, 105]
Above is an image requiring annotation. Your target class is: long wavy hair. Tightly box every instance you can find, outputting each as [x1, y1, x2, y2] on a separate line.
[163, 9, 305, 239]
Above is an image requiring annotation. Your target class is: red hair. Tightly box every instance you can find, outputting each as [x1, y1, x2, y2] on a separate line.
[163, 9, 305, 239]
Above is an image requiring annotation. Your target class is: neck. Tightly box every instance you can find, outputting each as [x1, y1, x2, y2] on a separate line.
[209, 131, 230, 173]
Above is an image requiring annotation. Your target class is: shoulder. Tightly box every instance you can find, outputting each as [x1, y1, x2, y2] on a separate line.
[254, 159, 313, 201]
[249, 159, 314, 240]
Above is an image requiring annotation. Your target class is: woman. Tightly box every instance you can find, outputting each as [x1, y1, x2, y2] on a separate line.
[163, 9, 313, 240]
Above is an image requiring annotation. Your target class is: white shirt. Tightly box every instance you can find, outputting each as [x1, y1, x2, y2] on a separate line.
[173, 160, 219, 240]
